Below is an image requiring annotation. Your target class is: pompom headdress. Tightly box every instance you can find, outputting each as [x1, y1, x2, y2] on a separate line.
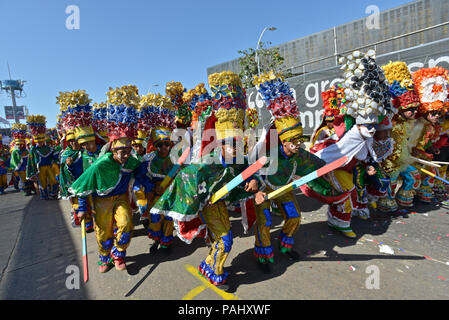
[166, 81, 191, 128]
[106, 85, 140, 148]
[11, 123, 28, 144]
[412, 67, 449, 115]
[321, 84, 346, 121]
[139, 92, 175, 147]
[253, 71, 302, 142]
[381, 61, 420, 111]
[26, 115, 47, 142]
[338, 50, 395, 124]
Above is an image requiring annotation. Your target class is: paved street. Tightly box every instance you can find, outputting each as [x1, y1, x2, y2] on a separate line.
[1, 172, 449, 300]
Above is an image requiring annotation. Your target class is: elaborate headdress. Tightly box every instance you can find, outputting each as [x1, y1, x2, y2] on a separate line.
[56, 90, 93, 144]
[321, 84, 346, 121]
[92, 102, 108, 143]
[208, 71, 247, 142]
[183, 83, 212, 130]
[412, 67, 449, 114]
[338, 50, 395, 124]
[253, 70, 302, 142]
[106, 85, 140, 149]
[166, 81, 191, 128]
[381, 61, 420, 111]
[26, 115, 47, 142]
[139, 93, 175, 147]
[11, 123, 28, 145]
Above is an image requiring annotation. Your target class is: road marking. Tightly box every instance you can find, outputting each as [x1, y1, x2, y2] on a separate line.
[182, 285, 207, 300]
[183, 264, 239, 300]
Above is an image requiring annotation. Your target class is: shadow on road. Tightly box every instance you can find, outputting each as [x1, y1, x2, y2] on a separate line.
[0, 194, 89, 300]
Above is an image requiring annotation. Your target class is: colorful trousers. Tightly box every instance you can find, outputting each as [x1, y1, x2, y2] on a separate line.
[37, 165, 58, 199]
[254, 187, 301, 263]
[416, 167, 435, 203]
[0, 174, 7, 192]
[378, 166, 420, 210]
[93, 193, 133, 264]
[148, 186, 174, 247]
[72, 196, 94, 230]
[198, 201, 232, 286]
[326, 169, 355, 232]
[134, 188, 149, 221]
[16, 170, 33, 193]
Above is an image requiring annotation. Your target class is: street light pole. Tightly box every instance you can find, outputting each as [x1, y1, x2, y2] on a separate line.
[255, 27, 277, 76]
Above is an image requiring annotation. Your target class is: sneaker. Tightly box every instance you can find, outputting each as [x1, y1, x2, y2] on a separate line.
[215, 283, 230, 291]
[113, 257, 126, 271]
[341, 231, 357, 239]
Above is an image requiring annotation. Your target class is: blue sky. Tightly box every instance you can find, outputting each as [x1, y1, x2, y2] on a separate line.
[0, 0, 410, 127]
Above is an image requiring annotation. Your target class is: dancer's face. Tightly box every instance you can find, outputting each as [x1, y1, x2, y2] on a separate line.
[358, 124, 376, 138]
[112, 147, 131, 165]
[426, 111, 441, 125]
[221, 143, 237, 159]
[69, 140, 80, 151]
[374, 129, 391, 141]
[82, 140, 97, 153]
[157, 141, 172, 158]
[133, 144, 145, 156]
[400, 107, 418, 120]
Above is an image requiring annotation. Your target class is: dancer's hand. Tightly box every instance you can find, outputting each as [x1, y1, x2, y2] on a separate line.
[66, 157, 73, 166]
[255, 191, 266, 205]
[244, 179, 259, 193]
[77, 211, 86, 221]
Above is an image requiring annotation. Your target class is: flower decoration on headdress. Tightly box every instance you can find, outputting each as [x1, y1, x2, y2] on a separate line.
[106, 85, 140, 141]
[382, 61, 420, 110]
[92, 102, 108, 133]
[338, 50, 395, 120]
[321, 84, 346, 120]
[56, 90, 93, 132]
[412, 67, 449, 114]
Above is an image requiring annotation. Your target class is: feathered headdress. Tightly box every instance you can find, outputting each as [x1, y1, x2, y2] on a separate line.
[338, 50, 395, 124]
[253, 70, 301, 142]
[106, 85, 140, 148]
[381, 61, 420, 111]
[412, 67, 449, 114]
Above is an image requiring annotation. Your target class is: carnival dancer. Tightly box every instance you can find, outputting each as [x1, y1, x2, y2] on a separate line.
[408, 67, 449, 204]
[26, 115, 58, 200]
[375, 61, 422, 211]
[352, 116, 393, 219]
[10, 124, 33, 196]
[0, 134, 10, 195]
[57, 90, 93, 229]
[69, 85, 154, 273]
[304, 50, 395, 238]
[249, 71, 332, 273]
[432, 110, 449, 201]
[150, 71, 266, 290]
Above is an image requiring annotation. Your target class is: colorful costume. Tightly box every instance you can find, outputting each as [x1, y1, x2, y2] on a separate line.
[410, 67, 449, 203]
[250, 71, 326, 266]
[0, 135, 10, 195]
[306, 50, 395, 237]
[10, 124, 33, 195]
[137, 92, 177, 249]
[150, 71, 263, 287]
[69, 85, 153, 272]
[26, 115, 58, 200]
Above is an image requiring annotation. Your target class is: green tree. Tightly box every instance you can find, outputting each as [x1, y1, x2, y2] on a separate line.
[237, 41, 291, 89]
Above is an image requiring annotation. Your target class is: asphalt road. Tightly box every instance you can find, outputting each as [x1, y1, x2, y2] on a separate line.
[1, 173, 449, 300]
